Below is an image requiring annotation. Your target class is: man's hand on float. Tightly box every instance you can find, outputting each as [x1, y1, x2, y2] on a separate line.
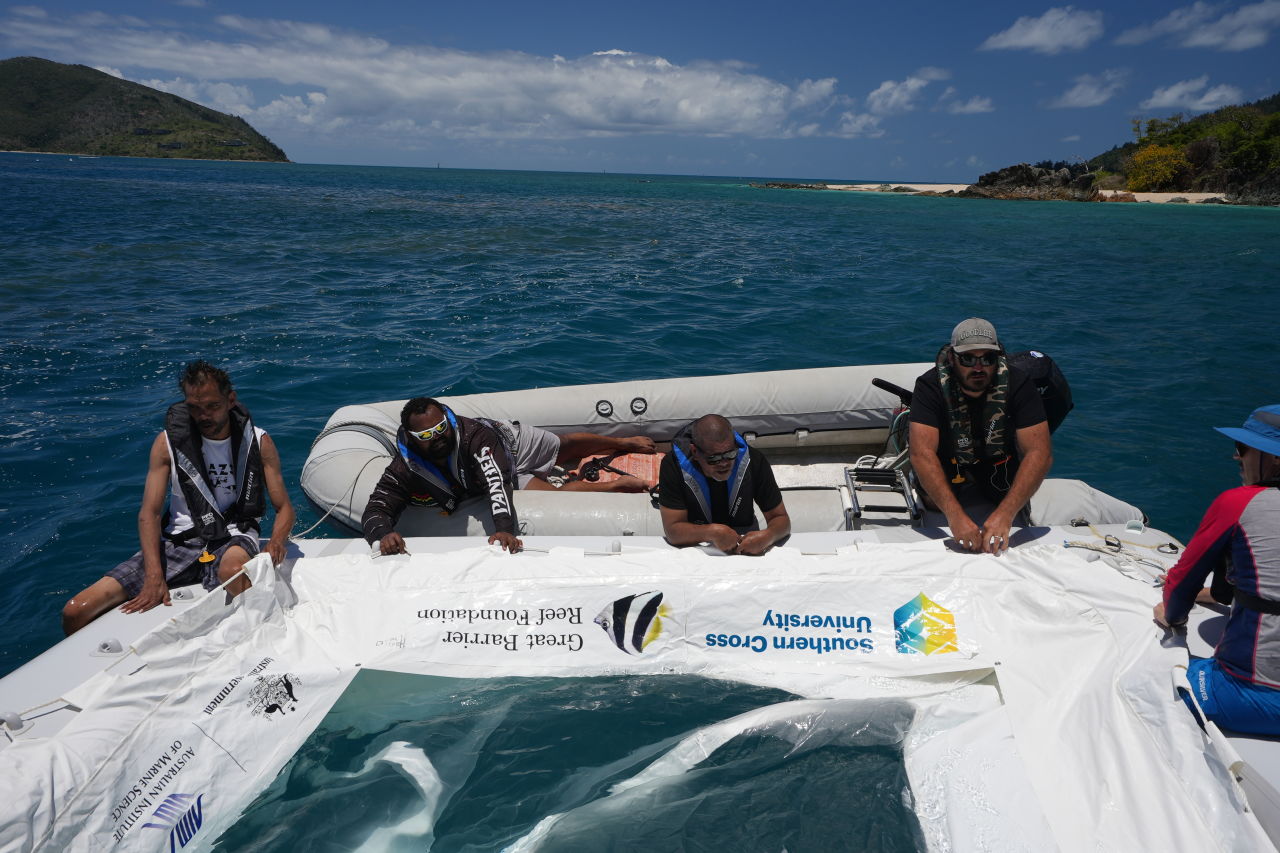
[379, 532, 408, 555]
[1152, 602, 1189, 630]
[121, 572, 171, 614]
[609, 475, 651, 493]
[737, 530, 774, 556]
[707, 525, 741, 554]
[949, 514, 983, 552]
[266, 537, 288, 566]
[489, 532, 523, 553]
[980, 511, 1014, 554]
[623, 436, 657, 454]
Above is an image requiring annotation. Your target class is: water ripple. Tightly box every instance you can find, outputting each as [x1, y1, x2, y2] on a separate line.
[1, 153, 1277, 674]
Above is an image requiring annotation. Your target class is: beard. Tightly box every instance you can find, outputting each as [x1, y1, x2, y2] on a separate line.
[961, 371, 991, 394]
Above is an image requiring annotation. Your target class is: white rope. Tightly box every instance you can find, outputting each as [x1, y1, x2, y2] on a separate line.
[1063, 540, 1167, 583]
[291, 455, 386, 540]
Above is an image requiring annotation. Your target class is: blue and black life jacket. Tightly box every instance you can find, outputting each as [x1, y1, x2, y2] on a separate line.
[671, 427, 751, 525]
[396, 406, 463, 513]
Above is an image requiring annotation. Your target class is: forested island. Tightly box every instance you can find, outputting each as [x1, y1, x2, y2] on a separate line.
[963, 92, 1280, 206]
[762, 91, 1279, 206]
[0, 56, 288, 162]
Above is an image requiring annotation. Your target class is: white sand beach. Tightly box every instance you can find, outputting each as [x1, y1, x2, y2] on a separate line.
[828, 183, 970, 194]
[826, 183, 1228, 204]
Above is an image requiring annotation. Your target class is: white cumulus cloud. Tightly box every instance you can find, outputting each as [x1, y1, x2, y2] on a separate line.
[1140, 76, 1243, 111]
[946, 96, 994, 114]
[1115, 2, 1216, 44]
[140, 77, 257, 116]
[866, 67, 950, 115]
[1049, 68, 1128, 108]
[1183, 0, 1280, 49]
[833, 111, 883, 138]
[981, 6, 1105, 54]
[0, 9, 869, 144]
[1117, 1, 1280, 51]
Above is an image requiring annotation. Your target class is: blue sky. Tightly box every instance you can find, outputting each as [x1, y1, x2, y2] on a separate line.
[3, 1, 1277, 179]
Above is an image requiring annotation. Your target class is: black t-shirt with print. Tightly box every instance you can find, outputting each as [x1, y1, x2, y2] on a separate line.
[658, 449, 783, 528]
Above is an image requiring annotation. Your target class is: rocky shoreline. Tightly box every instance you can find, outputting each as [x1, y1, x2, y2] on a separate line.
[755, 163, 1276, 206]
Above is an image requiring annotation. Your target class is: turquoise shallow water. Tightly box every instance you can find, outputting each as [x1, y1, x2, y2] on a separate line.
[211, 671, 922, 852]
[1, 152, 1277, 677]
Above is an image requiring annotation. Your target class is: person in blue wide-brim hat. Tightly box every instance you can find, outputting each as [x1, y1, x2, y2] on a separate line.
[1214, 404, 1280, 484]
[1155, 404, 1280, 735]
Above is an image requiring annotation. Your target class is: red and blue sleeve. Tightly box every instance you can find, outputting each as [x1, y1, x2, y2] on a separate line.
[1163, 487, 1261, 623]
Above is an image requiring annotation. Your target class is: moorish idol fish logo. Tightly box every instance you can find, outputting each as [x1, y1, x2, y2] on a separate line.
[893, 592, 957, 655]
[594, 590, 669, 655]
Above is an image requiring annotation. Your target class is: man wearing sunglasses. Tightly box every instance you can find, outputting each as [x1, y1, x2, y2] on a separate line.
[908, 318, 1052, 555]
[1155, 405, 1280, 735]
[363, 397, 522, 555]
[62, 361, 296, 634]
[657, 414, 790, 554]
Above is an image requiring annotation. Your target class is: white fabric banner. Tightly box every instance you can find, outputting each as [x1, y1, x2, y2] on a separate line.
[0, 542, 1270, 852]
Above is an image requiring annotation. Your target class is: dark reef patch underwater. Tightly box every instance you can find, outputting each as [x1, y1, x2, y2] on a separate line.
[212, 671, 925, 852]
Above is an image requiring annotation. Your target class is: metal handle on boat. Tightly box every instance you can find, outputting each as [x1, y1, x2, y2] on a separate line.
[872, 377, 913, 407]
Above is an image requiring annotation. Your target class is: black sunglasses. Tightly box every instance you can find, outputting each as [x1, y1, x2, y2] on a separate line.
[696, 446, 738, 464]
[955, 351, 999, 367]
[1236, 441, 1253, 457]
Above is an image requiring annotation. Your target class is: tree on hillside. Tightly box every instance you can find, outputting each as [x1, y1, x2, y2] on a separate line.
[1132, 114, 1185, 144]
[1127, 144, 1191, 192]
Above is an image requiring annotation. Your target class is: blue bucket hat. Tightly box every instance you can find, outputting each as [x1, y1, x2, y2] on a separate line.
[1215, 405, 1280, 457]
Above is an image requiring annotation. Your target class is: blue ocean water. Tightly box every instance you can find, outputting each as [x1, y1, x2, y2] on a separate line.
[1, 152, 1276, 678]
[211, 670, 922, 852]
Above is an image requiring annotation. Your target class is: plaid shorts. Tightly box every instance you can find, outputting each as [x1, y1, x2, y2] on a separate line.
[107, 534, 260, 597]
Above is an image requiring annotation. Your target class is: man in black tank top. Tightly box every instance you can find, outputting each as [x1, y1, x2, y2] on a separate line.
[61, 362, 296, 635]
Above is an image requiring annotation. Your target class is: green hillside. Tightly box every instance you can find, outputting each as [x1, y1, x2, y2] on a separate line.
[0, 56, 288, 162]
[1088, 92, 1279, 199]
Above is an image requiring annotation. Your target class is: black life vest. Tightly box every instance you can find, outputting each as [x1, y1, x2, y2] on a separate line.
[165, 401, 265, 543]
[1006, 350, 1073, 433]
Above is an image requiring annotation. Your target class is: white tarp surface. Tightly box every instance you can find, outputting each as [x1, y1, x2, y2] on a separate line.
[0, 542, 1271, 852]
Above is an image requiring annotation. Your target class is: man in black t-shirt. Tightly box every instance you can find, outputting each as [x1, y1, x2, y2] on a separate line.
[909, 319, 1051, 554]
[658, 414, 791, 555]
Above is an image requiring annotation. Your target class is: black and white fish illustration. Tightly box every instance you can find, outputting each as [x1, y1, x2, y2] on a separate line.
[594, 590, 668, 654]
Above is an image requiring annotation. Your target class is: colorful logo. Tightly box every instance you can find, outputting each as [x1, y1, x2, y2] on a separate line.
[595, 591, 669, 654]
[142, 793, 204, 851]
[894, 593, 957, 655]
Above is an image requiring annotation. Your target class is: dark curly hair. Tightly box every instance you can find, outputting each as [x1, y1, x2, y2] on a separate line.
[401, 397, 445, 431]
[179, 360, 233, 396]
